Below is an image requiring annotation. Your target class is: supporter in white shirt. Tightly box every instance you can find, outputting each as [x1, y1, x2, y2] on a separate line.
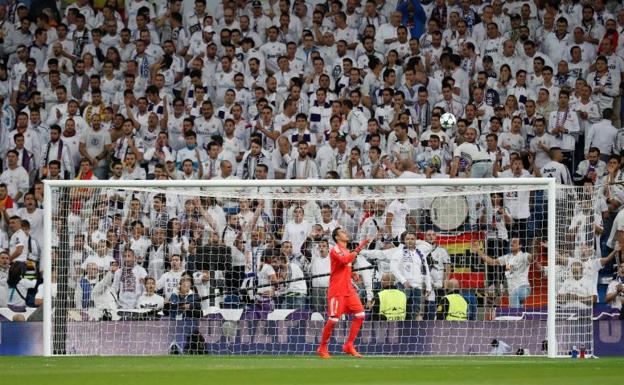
[308, 238, 331, 312]
[78, 117, 112, 179]
[585, 110, 618, 159]
[127, 221, 151, 258]
[136, 276, 165, 312]
[0, 150, 29, 203]
[110, 249, 147, 309]
[259, 26, 286, 74]
[606, 263, 624, 310]
[15, 193, 43, 248]
[8, 215, 28, 262]
[315, 130, 339, 177]
[451, 127, 492, 178]
[498, 116, 526, 154]
[547, 90, 580, 155]
[255, 255, 278, 300]
[282, 206, 312, 257]
[0, 251, 9, 306]
[286, 141, 319, 180]
[6, 266, 37, 308]
[557, 261, 594, 310]
[482, 133, 509, 176]
[543, 17, 571, 65]
[586, 56, 620, 113]
[375, 11, 402, 53]
[574, 148, 607, 184]
[274, 255, 307, 308]
[499, 158, 532, 237]
[156, 254, 186, 302]
[363, 233, 433, 320]
[537, 147, 573, 185]
[424, 230, 451, 293]
[202, 140, 236, 180]
[529, 118, 554, 170]
[479, 22, 505, 59]
[572, 84, 602, 135]
[477, 238, 533, 308]
[385, 198, 409, 240]
[194, 100, 224, 147]
[81, 240, 115, 272]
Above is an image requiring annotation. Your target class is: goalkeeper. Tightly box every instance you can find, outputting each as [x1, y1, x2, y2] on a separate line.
[317, 228, 372, 359]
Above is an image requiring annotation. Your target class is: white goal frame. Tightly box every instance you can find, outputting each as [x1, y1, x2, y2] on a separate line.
[42, 177, 558, 357]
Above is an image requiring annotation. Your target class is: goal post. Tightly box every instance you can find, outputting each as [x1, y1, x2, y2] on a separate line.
[42, 178, 576, 357]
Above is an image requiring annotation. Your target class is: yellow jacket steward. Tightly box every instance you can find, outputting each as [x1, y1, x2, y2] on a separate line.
[443, 293, 468, 321]
[379, 289, 407, 321]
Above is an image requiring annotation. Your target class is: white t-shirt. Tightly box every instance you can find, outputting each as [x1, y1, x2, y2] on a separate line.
[386, 199, 409, 239]
[81, 254, 115, 272]
[498, 251, 531, 293]
[129, 236, 151, 260]
[0, 267, 7, 307]
[498, 170, 532, 219]
[429, 246, 450, 289]
[157, 270, 185, 300]
[540, 161, 572, 185]
[310, 253, 330, 288]
[7, 278, 37, 307]
[0, 167, 29, 200]
[112, 265, 148, 309]
[558, 277, 593, 310]
[79, 127, 111, 167]
[283, 263, 307, 296]
[9, 229, 28, 262]
[282, 220, 312, 256]
[16, 208, 44, 248]
[453, 142, 489, 163]
[607, 209, 624, 249]
[136, 293, 165, 310]
[574, 257, 602, 297]
[606, 279, 624, 310]
[530, 134, 554, 169]
[256, 263, 276, 298]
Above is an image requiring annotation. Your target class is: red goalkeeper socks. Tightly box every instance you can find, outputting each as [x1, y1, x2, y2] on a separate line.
[320, 319, 337, 347]
[347, 317, 364, 345]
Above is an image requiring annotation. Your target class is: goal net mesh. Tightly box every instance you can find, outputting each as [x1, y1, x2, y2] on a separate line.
[45, 182, 596, 356]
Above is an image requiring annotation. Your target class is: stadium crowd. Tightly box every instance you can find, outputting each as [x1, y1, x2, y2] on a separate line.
[0, 0, 624, 323]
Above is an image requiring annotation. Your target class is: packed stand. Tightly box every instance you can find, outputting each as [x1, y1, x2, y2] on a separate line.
[0, 0, 623, 322]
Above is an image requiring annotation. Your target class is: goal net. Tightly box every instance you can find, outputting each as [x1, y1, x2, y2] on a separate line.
[41, 179, 596, 357]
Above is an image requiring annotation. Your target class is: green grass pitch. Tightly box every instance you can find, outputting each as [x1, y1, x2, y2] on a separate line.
[0, 356, 621, 385]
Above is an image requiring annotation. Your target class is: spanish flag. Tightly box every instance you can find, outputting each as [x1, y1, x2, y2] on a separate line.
[434, 231, 484, 255]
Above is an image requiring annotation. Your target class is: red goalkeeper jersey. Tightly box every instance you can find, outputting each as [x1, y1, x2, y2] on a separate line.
[328, 241, 367, 298]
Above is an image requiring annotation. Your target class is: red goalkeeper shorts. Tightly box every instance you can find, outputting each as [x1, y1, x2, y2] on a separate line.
[328, 295, 364, 318]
